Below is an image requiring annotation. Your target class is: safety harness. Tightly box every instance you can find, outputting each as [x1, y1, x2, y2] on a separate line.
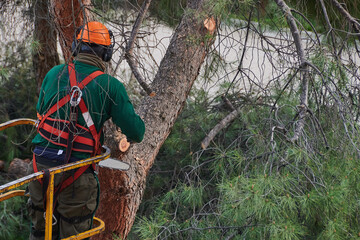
[32, 63, 103, 227]
[37, 63, 103, 154]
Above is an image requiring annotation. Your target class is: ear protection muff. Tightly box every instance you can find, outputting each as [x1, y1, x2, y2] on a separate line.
[71, 25, 115, 62]
[102, 29, 114, 62]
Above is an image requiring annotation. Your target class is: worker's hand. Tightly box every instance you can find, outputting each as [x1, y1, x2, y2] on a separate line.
[119, 138, 130, 152]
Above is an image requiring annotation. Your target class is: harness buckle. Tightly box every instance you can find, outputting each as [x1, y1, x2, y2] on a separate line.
[70, 86, 82, 107]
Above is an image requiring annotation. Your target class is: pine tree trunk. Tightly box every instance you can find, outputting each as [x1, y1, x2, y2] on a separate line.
[33, 0, 59, 94]
[50, 0, 216, 238]
[50, 0, 92, 62]
[96, 0, 216, 238]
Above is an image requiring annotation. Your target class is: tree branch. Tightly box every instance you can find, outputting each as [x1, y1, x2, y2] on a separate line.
[274, 0, 310, 143]
[330, 0, 360, 34]
[201, 95, 243, 149]
[125, 0, 155, 97]
[201, 8, 255, 150]
[318, 0, 338, 57]
[201, 108, 239, 150]
[225, 6, 253, 96]
[222, 95, 236, 111]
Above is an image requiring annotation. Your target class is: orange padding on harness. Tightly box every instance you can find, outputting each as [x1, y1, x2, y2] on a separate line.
[37, 112, 42, 121]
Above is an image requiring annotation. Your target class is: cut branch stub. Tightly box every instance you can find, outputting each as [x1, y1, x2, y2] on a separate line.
[119, 138, 130, 152]
[204, 17, 216, 34]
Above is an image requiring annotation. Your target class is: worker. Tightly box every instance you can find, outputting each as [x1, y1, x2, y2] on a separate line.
[26, 21, 145, 239]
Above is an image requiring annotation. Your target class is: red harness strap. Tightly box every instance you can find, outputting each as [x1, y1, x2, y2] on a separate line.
[69, 64, 102, 155]
[34, 63, 103, 194]
[38, 64, 102, 126]
[38, 117, 95, 153]
[32, 153, 41, 184]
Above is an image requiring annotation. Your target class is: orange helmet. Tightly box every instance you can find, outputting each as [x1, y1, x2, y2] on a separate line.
[77, 21, 112, 46]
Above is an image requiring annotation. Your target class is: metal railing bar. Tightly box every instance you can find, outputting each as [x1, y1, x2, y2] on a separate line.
[0, 146, 110, 194]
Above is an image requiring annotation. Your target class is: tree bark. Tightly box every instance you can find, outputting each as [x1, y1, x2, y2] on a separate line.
[33, 0, 59, 94]
[50, 0, 92, 62]
[96, 0, 217, 238]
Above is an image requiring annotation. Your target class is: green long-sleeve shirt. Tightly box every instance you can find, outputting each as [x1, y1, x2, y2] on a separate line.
[32, 60, 145, 160]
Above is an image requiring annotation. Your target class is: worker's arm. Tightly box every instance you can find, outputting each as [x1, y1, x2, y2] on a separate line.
[109, 78, 145, 143]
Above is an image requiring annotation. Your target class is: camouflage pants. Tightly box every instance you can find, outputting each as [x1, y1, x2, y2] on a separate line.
[27, 160, 99, 240]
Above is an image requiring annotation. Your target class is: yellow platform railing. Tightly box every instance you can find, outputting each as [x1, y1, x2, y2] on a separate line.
[0, 118, 110, 239]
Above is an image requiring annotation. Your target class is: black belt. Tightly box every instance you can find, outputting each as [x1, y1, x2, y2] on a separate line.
[35, 155, 94, 174]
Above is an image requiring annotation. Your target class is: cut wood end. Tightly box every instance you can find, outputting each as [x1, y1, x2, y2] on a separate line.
[201, 142, 207, 150]
[204, 17, 216, 34]
[119, 138, 131, 152]
[149, 92, 156, 97]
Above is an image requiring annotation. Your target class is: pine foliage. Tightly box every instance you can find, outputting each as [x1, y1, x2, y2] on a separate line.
[133, 84, 360, 239]
[130, 0, 360, 234]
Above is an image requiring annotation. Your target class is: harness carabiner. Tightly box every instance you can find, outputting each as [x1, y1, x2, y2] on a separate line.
[43, 212, 58, 226]
[70, 86, 82, 107]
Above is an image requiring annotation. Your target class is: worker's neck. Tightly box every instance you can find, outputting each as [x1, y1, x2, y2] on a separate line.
[75, 53, 106, 72]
